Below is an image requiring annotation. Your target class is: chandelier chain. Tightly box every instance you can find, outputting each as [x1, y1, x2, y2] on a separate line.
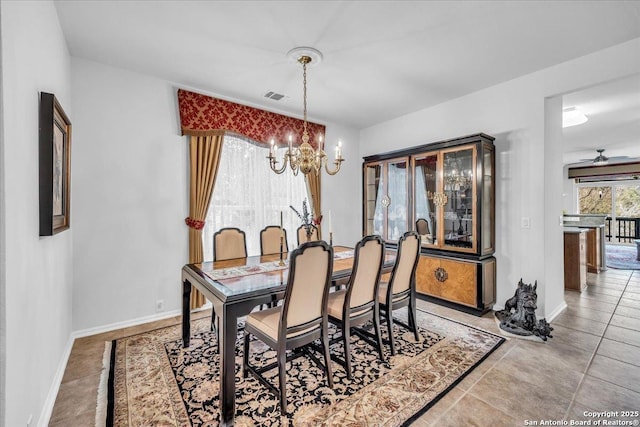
[302, 60, 308, 136]
[266, 49, 344, 176]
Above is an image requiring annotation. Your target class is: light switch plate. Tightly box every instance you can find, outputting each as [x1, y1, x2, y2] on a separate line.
[521, 217, 531, 229]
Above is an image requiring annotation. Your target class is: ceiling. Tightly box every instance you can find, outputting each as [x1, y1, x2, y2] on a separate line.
[53, 0, 640, 131]
[53, 2, 640, 166]
[562, 73, 640, 165]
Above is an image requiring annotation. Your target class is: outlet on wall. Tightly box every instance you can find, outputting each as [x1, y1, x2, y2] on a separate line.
[156, 299, 164, 312]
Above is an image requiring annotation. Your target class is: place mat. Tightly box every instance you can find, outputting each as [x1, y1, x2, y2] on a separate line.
[204, 249, 355, 281]
[204, 260, 289, 281]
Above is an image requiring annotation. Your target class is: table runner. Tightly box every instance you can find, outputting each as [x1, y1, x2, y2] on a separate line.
[203, 249, 355, 281]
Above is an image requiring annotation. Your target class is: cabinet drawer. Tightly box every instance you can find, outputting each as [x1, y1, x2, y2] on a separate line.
[416, 256, 477, 307]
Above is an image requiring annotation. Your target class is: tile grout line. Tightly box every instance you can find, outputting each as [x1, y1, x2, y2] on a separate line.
[563, 270, 633, 421]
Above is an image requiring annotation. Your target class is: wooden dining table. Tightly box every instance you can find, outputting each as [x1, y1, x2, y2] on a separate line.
[181, 245, 396, 426]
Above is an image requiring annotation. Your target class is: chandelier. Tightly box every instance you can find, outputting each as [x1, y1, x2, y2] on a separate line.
[267, 47, 344, 176]
[444, 159, 472, 191]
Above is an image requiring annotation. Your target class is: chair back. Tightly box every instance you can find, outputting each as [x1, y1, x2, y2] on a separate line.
[416, 218, 429, 235]
[260, 226, 288, 256]
[281, 241, 333, 332]
[213, 227, 247, 261]
[347, 235, 385, 309]
[296, 224, 319, 246]
[388, 231, 420, 297]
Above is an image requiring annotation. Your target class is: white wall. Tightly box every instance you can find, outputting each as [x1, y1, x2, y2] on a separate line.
[71, 59, 187, 330]
[0, 1, 73, 426]
[360, 38, 640, 317]
[544, 96, 567, 319]
[70, 58, 362, 331]
[322, 123, 362, 247]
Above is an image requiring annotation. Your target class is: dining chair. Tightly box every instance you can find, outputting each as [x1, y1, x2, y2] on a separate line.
[212, 227, 248, 335]
[242, 240, 334, 414]
[296, 224, 319, 246]
[378, 231, 421, 355]
[213, 227, 247, 261]
[260, 225, 288, 256]
[327, 235, 385, 378]
[415, 218, 429, 236]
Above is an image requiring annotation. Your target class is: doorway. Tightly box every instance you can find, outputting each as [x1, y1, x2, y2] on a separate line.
[578, 182, 640, 269]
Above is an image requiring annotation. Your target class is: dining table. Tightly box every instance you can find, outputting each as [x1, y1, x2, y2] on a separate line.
[181, 245, 396, 426]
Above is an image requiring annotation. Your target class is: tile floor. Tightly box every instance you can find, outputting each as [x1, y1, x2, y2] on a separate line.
[49, 269, 640, 426]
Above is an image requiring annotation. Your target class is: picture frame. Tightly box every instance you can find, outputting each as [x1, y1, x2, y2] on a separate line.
[39, 92, 71, 236]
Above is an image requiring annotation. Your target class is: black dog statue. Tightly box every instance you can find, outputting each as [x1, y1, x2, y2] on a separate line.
[495, 279, 553, 341]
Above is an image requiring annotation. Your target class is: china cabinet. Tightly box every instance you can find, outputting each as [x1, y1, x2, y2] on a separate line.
[363, 133, 496, 315]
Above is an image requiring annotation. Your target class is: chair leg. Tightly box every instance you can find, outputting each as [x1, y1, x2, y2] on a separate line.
[386, 305, 396, 356]
[342, 319, 352, 379]
[242, 331, 250, 378]
[321, 322, 334, 388]
[373, 307, 385, 362]
[409, 299, 420, 342]
[277, 347, 287, 415]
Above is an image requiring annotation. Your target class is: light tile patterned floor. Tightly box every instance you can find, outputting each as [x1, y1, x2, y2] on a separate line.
[49, 269, 640, 426]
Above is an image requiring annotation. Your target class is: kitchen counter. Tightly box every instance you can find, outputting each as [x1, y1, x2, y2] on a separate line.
[564, 229, 587, 292]
[563, 215, 607, 273]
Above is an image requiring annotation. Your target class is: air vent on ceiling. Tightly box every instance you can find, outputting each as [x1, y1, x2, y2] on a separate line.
[264, 91, 285, 101]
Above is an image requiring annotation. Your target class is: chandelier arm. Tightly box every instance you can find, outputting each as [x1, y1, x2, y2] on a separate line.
[268, 152, 288, 174]
[324, 159, 343, 176]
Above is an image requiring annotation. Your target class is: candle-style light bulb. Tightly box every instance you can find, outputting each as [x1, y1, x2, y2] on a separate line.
[270, 138, 275, 157]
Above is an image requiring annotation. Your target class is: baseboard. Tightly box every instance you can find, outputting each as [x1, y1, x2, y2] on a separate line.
[37, 334, 75, 427]
[71, 302, 212, 339]
[546, 300, 568, 322]
[39, 303, 212, 426]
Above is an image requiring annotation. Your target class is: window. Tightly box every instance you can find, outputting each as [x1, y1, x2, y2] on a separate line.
[202, 135, 308, 259]
[578, 183, 640, 243]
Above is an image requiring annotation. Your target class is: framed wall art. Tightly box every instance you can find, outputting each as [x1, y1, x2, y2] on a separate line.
[39, 92, 71, 236]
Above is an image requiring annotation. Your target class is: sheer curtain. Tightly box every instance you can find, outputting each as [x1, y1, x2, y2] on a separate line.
[202, 135, 308, 259]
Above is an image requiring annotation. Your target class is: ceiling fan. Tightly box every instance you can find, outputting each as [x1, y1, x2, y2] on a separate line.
[580, 149, 630, 166]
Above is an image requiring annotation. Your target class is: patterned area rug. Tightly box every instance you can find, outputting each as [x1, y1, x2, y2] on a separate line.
[606, 244, 640, 270]
[103, 309, 504, 426]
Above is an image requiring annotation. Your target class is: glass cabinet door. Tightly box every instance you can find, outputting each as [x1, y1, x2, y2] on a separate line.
[481, 143, 495, 254]
[442, 147, 475, 251]
[414, 154, 439, 247]
[364, 159, 408, 242]
[364, 163, 384, 237]
[387, 160, 408, 241]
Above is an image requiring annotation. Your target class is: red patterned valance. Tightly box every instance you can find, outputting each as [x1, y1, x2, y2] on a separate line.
[177, 89, 325, 149]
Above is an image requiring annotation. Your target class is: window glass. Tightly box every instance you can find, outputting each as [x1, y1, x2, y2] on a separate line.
[202, 135, 308, 259]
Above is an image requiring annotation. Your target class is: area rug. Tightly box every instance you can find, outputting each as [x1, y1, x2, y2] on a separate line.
[606, 244, 640, 270]
[101, 309, 504, 426]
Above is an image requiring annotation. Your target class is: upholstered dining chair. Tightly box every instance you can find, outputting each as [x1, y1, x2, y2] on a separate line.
[378, 231, 421, 355]
[211, 227, 248, 335]
[296, 224, 319, 246]
[327, 235, 385, 378]
[260, 225, 288, 256]
[213, 227, 247, 261]
[242, 240, 334, 414]
[415, 218, 429, 236]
